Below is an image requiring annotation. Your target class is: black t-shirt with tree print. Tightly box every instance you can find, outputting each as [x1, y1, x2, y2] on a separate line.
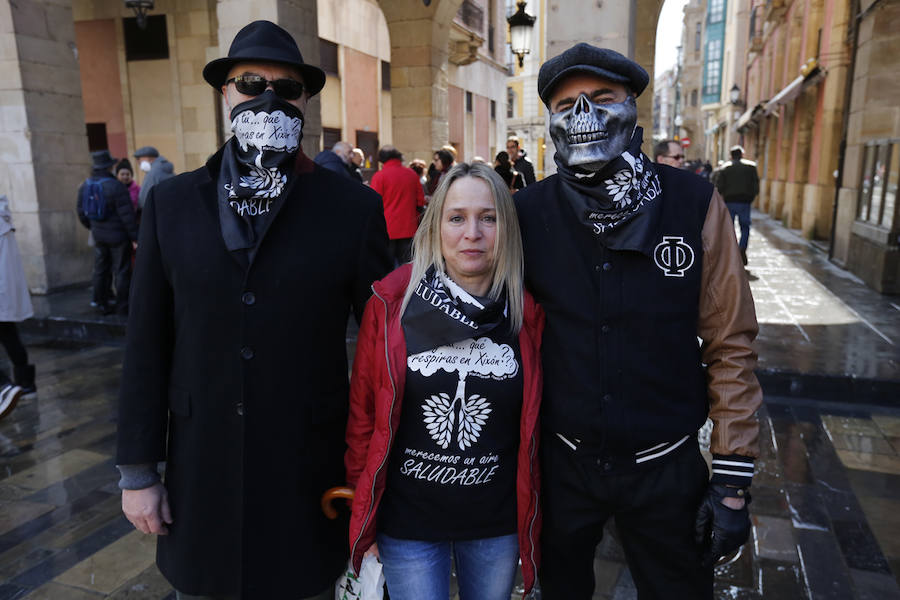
[378, 328, 523, 541]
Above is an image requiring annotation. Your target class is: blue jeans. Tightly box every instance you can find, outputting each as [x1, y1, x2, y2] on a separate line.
[726, 202, 751, 250]
[377, 532, 519, 600]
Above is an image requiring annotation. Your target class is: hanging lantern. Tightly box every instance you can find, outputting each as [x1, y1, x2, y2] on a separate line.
[125, 0, 154, 30]
[507, 1, 536, 68]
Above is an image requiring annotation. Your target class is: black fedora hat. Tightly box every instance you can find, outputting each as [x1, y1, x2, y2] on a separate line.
[91, 150, 117, 170]
[203, 20, 326, 97]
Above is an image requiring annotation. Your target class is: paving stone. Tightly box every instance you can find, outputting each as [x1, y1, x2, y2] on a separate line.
[832, 519, 892, 574]
[796, 528, 856, 599]
[757, 559, 805, 599]
[753, 515, 799, 562]
[849, 568, 900, 600]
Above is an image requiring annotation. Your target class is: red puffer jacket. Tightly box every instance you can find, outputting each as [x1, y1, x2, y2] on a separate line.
[345, 264, 545, 595]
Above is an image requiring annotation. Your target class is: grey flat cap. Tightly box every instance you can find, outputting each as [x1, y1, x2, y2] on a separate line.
[538, 43, 650, 107]
[134, 146, 160, 158]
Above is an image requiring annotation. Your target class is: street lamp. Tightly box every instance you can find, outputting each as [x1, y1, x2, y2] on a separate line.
[507, 1, 536, 68]
[729, 84, 743, 106]
[125, 0, 154, 30]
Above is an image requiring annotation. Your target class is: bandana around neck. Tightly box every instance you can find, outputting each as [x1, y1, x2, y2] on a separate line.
[402, 267, 508, 355]
[555, 126, 661, 238]
[217, 90, 304, 251]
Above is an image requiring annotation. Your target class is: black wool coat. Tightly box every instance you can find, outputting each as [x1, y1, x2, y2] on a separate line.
[116, 149, 391, 598]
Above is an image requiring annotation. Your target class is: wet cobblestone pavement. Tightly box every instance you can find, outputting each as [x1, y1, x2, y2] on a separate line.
[1, 213, 899, 599]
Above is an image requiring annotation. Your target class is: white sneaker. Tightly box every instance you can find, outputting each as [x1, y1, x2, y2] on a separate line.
[0, 384, 23, 421]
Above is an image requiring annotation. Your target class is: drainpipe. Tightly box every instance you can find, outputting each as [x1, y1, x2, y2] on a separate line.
[828, 0, 861, 260]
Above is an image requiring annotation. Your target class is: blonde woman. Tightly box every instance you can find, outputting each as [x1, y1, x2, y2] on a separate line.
[345, 163, 545, 599]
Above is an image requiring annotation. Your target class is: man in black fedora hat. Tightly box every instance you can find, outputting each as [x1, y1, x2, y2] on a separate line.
[76, 149, 139, 316]
[514, 43, 762, 598]
[116, 20, 391, 600]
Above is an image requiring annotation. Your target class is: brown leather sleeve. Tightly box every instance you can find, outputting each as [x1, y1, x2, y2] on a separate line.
[698, 189, 763, 458]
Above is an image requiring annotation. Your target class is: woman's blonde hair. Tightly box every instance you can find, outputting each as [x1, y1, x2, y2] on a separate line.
[401, 162, 524, 333]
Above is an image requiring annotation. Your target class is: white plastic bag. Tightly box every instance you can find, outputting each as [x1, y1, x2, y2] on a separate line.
[335, 555, 384, 600]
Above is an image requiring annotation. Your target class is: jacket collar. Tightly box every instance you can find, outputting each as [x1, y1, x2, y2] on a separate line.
[372, 263, 541, 332]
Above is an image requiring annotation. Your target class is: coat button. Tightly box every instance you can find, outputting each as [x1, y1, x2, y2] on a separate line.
[235, 402, 244, 416]
[602, 262, 613, 271]
[601, 324, 610, 333]
[240, 346, 254, 360]
[603, 394, 613, 403]
[242, 292, 256, 305]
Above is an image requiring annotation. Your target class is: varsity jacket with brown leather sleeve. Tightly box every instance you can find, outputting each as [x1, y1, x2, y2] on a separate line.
[515, 162, 762, 487]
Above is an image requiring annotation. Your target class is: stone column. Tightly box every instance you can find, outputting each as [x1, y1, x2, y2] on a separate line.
[214, 0, 321, 157]
[546, 0, 662, 150]
[377, 0, 463, 161]
[0, 0, 91, 293]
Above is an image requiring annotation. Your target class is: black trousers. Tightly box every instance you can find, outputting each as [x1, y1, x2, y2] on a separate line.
[0, 322, 27, 386]
[539, 434, 713, 600]
[92, 241, 132, 312]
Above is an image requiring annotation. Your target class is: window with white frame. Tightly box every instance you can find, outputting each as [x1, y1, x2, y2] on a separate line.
[857, 140, 899, 231]
[709, 0, 725, 23]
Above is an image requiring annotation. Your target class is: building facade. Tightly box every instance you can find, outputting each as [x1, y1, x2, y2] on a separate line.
[652, 67, 676, 142]
[727, 0, 897, 294]
[677, 0, 708, 161]
[3, 0, 687, 293]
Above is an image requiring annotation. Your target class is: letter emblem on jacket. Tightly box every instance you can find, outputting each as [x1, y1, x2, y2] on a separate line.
[653, 236, 695, 277]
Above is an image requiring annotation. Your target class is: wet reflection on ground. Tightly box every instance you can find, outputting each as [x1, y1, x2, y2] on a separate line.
[1, 338, 899, 599]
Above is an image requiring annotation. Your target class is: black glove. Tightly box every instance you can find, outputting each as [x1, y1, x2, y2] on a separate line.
[694, 484, 752, 567]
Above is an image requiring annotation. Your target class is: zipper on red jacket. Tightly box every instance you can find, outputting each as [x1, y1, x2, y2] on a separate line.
[350, 286, 397, 566]
[526, 430, 539, 596]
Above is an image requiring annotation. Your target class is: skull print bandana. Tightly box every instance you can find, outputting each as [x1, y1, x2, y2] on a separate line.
[217, 90, 303, 251]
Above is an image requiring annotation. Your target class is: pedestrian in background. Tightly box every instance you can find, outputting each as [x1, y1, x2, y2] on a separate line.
[493, 151, 523, 192]
[427, 148, 453, 198]
[76, 150, 139, 316]
[345, 162, 544, 600]
[314, 141, 354, 179]
[134, 146, 175, 209]
[409, 158, 428, 197]
[371, 145, 425, 266]
[715, 145, 759, 266]
[115, 159, 141, 214]
[349, 148, 366, 183]
[654, 139, 685, 169]
[0, 194, 35, 421]
[116, 21, 391, 600]
[506, 137, 536, 186]
[516, 43, 761, 599]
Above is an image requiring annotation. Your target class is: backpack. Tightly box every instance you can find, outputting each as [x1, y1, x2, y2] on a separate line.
[81, 178, 108, 221]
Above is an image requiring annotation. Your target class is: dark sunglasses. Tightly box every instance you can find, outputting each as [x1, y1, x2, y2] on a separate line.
[226, 74, 305, 100]
[669, 154, 685, 160]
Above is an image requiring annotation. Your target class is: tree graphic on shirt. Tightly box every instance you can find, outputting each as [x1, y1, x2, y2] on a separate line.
[410, 337, 518, 450]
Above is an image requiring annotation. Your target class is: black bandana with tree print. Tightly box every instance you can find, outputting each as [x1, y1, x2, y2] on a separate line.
[217, 90, 303, 252]
[555, 126, 662, 241]
[402, 266, 508, 355]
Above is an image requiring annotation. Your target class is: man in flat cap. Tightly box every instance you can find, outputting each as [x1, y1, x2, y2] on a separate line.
[133, 146, 175, 209]
[116, 20, 391, 599]
[514, 43, 761, 598]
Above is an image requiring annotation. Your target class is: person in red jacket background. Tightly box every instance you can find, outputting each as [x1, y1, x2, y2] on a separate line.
[345, 162, 544, 599]
[371, 145, 426, 266]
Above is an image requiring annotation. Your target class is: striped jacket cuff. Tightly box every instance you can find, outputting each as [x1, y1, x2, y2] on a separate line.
[710, 454, 754, 487]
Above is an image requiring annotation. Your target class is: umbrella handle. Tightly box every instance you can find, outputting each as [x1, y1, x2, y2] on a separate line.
[321, 486, 355, 519]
